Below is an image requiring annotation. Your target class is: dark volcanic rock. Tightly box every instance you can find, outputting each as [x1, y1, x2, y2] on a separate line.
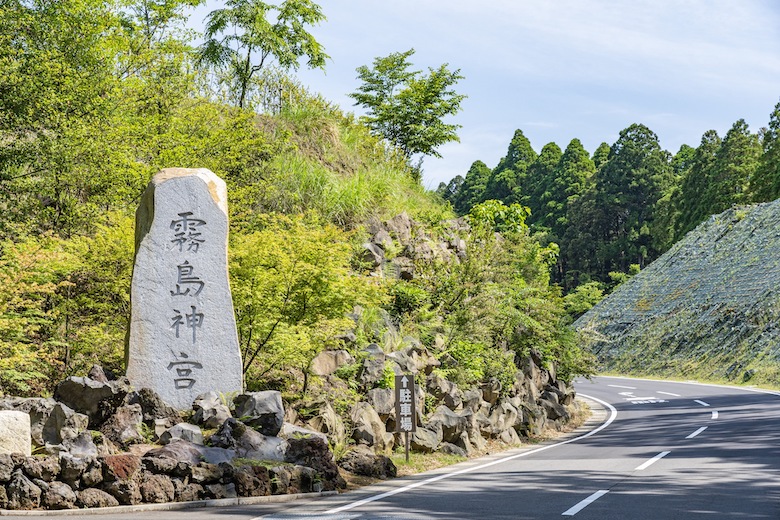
[99, 404, 144, 448]
[233, 391, 284, 436]
[125, 387, 182, 431]
[285, 435, 345, 491]
[6, 469, 41, 510]
[337, 445, 396, 479]
[54, 376, 131, 428]
[77, 488, 119, 508]
[102, 479, 142, 505]
[22, 455, 60, 482]
[40, 480, 77, 510]
[139, 473, 175, 503]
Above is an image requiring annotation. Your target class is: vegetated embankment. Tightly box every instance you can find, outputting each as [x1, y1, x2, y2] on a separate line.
[575, 200, 780, 385]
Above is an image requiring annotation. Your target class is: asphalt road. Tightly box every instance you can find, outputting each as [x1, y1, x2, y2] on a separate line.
[6, 376, 780, 519]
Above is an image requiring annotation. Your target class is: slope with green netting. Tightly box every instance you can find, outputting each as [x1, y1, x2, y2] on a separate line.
[575, 200, 780, 384]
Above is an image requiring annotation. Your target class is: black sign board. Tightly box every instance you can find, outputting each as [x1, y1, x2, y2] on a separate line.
[394, 374, 417, 433]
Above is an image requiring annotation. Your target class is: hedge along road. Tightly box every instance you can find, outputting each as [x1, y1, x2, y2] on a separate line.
[5, 376, 780, 519]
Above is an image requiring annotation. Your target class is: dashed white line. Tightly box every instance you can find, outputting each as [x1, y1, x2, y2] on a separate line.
[635, 451, 671, 470]
[686, 427, 708, 439]
[657, 391, 681, 397]
[609, 384, 637, 389]
[711, 410, 719, 419]
[562, 490, 610, 516]
[694, 399, 710, 407]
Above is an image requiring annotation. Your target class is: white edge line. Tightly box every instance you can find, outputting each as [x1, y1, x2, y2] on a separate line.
[711, 410, 719, 419]
[685, 426, 707, 439]
[322, 393, 618, 515]
[594, 375, 780, 398]
[694, 400, 710, 407]
[635, 450, 671, 470]
[562, 489, 610, 516]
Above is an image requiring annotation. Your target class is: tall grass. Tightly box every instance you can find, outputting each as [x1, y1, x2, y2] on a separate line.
[254, 97, 452, 227]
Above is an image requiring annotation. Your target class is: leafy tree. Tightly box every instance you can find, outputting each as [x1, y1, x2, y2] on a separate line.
[123, 0, 203, 44]
[652, 144, 695, 252]
[566, 124, 670, 280]
[673, 130, 721, 239]
[525, 142, 563, 227]
[0, 213, 133, 395]
[452, 160, 491, 215]
[406, 199, 593, 384]
[349, 49, 466, 171]
[467, 200, 531, 234]
[592, 142, 611, 170]
[535, 139, 595, 284]
[0, 236, 74, 395]
[436, 175, 464, 205]
[198, 0, 328, 109]
[751, 101, 780, 202]
[229, 214, 384, 393]
[0, 0, 132, 237]
[561, 190, 601, 288]
[703, 119, 761, 213]
[483, 129, 537, 204]
[563, 281, 604, 320]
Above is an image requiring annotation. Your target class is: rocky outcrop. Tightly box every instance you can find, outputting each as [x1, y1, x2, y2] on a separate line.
[209, 418, 287, 462]
[362, 212, 468, 280]
[576, 202, 780, 382]
[99, 404, 144, 448]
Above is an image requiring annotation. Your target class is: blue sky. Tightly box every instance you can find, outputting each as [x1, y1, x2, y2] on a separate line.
[193, 1, 780, 189]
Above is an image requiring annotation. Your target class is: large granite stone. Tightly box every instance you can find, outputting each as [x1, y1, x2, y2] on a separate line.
[0, 411, 31, 456]
[0, 397, 87, 448]
[126, 168, 243, 410]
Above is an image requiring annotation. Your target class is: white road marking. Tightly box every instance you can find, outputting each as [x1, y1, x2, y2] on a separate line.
[319, 394, 618, 515]
[625, 396, 659, 400]
[686, 427, 708, 439]
[635, 451, 671, 470]
[596, 375, 780, 398]
[694, 400, 710, 407]
[657, 391, 681, 397]
[711, 410, 719, 419]
[609, 384, 637, 389]
[561, 490, 610, 516]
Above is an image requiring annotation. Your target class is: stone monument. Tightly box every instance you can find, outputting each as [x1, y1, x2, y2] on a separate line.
[126, 168, 243, 410]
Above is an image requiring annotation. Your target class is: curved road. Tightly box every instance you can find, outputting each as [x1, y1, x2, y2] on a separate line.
[8, 376, 780, 519]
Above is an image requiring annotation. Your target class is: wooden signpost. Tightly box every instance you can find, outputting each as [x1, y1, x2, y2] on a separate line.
[394, 374, 417, 462]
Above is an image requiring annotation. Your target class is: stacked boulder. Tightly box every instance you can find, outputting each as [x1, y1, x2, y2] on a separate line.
[298, 212, 580, 474]
[360, 212, 468, 280]
[0, 367, 342, 511]
[304, 344, 577, 463]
